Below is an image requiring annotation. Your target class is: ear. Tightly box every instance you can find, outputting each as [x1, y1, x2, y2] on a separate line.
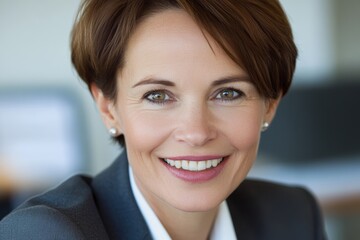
[264, 96, 282, 124]
[90, 84, 122, 133]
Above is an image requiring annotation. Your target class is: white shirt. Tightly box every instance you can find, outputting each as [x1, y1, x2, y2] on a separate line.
[129, 167, 237, 240]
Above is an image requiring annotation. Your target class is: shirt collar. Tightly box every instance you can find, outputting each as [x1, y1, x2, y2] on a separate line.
[209, 197, 237, 240]
[129, 167, 237, 240]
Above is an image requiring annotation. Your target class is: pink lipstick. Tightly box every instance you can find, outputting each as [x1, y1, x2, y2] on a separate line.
[161, 155, 228, 183]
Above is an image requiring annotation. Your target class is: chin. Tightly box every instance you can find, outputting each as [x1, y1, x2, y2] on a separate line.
[175, 200, 221, 213]
[164, 187, 230, 213]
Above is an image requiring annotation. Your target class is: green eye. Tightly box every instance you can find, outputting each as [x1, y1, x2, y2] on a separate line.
[144, 90, 172, 104]
[215, 88, 242, 100]
[148, 92, 166, 100]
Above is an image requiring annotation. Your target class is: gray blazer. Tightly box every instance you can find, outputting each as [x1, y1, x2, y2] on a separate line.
[0, 152, 326, 239]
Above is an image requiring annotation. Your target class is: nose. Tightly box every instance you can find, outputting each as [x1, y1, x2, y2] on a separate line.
[173, 103, 217, 147]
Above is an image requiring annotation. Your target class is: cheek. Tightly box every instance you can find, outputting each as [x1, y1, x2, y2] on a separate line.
[232, 121, 260, 149]
[217, 108, 263, 192]
[120, 110, 173, 151]
[216, 107, 263, 149]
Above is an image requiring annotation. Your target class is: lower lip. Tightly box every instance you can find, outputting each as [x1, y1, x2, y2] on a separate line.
[161, 157, 228, 183]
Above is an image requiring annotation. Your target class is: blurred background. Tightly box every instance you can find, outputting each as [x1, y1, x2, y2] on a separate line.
[0, 0, 359, 239]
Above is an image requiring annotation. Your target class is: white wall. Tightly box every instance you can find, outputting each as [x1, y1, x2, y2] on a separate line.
[0, 0, 79, 84]
[280, 0, 336, 83]
[334, 0, 360, 74]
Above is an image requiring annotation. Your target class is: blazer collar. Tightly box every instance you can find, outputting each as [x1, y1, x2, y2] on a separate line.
[91, 151, 152, 240]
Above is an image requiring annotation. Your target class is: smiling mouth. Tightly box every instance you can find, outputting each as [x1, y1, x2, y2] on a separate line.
[162, 158, 224, 172]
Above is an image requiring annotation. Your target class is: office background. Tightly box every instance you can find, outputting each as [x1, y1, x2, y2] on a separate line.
[1, 0, 359, 239]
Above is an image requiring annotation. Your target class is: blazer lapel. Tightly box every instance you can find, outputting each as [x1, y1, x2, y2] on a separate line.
[91, 151, 152, 240]
[227, 180, 260, 240]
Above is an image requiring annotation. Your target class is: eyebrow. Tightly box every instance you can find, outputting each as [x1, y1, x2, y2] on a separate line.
[132, 78, 175, 88]
[211, 75, 250, 86]
[132, 75, 250, 88]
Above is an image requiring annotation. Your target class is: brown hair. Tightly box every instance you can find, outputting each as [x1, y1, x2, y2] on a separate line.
[71, 0, 297, 146]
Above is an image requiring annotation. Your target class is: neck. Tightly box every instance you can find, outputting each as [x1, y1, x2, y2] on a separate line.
[152, 200, 218, 240]
[134, 176, 219, 240]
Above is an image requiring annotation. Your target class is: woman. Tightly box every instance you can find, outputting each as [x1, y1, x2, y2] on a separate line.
[0, 0, 326, 239]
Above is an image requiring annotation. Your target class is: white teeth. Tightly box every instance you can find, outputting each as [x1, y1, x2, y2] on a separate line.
[164, 158, 223, 171]
[206, 160, 212, 168]
[175, 161, 181, 169]
[189, 161, 197, 171]
[198, 161, 206, 171]
[182, 160, 189, 170]
[211, 159, 218, 167]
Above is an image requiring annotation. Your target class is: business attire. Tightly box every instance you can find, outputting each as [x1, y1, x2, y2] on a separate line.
[0, 197, 12, 221]
[0, 152, 326, 239]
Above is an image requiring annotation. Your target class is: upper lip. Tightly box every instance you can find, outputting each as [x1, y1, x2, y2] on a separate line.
[162, 155, 226, 161]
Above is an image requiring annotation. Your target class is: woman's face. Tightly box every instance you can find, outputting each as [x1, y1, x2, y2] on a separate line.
[95, 9, 278, 213]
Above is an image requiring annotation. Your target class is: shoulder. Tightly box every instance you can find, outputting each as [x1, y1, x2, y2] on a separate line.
[0, 175, 109, 240]
[227, 179, 326, 240]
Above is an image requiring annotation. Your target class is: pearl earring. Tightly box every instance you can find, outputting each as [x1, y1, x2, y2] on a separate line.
[261, 122, 270, 132]
[109, 127, 118, 137]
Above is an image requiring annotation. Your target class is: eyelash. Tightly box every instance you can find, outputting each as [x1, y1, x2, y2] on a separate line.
[213, 88, 245, 102]
[143, 89, 174, 105]
[142, 87, 245, 105]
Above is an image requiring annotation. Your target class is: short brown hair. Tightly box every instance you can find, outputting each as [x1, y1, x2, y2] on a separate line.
[71, 0, 297, 146]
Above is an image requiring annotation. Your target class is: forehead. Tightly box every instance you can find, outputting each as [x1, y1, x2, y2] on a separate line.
[121, 9, 244, 82]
